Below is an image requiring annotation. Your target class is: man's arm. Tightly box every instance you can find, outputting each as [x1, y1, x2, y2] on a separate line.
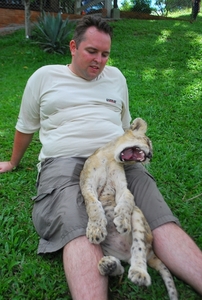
[0, 130, 34, 173]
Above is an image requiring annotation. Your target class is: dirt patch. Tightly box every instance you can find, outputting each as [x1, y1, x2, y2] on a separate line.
[0, 24, 26, 36]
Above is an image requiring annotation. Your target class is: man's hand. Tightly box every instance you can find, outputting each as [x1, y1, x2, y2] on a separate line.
[0, 130, 34, 174]
[0, 161, 16, 173]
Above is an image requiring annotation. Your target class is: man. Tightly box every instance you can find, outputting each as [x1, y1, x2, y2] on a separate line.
[0, 15, 202, 300]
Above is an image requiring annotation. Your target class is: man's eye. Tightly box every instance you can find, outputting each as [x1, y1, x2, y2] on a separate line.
[87, 50, 95, 54]
[102, 53, 109, 58]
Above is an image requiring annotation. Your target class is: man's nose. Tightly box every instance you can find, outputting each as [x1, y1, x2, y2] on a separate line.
[94, 53, 102, 63]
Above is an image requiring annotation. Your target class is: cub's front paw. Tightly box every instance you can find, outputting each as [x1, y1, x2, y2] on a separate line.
[113, 206, 131, 234]
[86, 217, 107, 244]
[128, 266, 151, 286]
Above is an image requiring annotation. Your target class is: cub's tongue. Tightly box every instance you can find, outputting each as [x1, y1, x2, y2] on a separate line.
[120, 147, 145, 162]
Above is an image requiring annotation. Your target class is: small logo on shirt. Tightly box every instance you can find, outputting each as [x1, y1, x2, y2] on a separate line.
[106, 98, 116, 104]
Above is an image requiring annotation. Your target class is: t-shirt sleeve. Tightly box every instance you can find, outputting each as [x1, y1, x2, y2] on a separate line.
[15, 71, 41, 134]
[121, 78, 131, 131]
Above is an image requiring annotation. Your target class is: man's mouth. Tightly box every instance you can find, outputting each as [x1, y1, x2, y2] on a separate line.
[90, 65, 99, 70]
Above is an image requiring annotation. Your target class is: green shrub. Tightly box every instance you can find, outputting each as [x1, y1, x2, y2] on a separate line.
[119, 0, 134, 11]
[32, 12, 76, 54]
[131, 0, 152, 13]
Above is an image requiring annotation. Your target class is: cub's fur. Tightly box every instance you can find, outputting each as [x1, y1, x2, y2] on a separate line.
[80, 118, 178, 300]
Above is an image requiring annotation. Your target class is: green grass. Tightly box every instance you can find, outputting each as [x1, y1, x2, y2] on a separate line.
[0, 15, 202, 299]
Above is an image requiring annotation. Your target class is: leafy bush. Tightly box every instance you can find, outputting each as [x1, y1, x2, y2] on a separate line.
[32, 12, 75, 54]
[119, 0, 134, 11]
[131, 0, 152, 13]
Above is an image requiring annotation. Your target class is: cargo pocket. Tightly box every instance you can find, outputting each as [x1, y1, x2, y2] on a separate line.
[32, 187, 55, 202]
[32, 187, 56, 240]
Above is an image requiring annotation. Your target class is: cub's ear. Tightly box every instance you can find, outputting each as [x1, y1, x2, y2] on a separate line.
[130, 118, 147, 134]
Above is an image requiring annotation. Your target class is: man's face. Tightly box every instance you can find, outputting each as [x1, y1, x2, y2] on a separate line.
[69, 26, 111, 81]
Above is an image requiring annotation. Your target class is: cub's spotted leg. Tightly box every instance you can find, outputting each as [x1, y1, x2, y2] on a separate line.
[98, 256, 124, 276]
[128, 206, 151, 286]
[86, 201, 108, 244]
[80, 169, 108, 244]
[113, 189, 134, 235]
[148, 253, 178, 300]
[110, 163, 135, 235]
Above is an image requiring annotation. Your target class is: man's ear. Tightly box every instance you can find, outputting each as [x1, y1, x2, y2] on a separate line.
[69, 40, 77, 56]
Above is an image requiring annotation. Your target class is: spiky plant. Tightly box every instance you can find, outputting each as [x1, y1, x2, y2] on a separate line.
[33, 12, 75, 54]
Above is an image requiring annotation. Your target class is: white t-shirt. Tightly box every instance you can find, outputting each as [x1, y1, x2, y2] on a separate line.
[16, 64, 131, 161]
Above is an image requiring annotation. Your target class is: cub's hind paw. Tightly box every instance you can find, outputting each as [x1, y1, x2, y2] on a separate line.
[98, 256, 124, 276]
[128, 266, 151, 286]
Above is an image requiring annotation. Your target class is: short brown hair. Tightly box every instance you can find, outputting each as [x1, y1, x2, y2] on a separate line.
[73, 15, 113, 48]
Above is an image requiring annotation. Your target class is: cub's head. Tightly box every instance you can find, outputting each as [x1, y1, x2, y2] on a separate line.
[114, 118, 153, 164]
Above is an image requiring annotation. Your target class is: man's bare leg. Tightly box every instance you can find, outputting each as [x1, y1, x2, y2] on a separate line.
[63, 235, 108, 300]
[153, 222, 202, 295]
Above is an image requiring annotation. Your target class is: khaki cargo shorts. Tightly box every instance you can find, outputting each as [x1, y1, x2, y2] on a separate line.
[32, 157, 179, 254]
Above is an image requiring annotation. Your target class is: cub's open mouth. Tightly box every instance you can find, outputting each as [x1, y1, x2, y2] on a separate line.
[120, 147, 148, 162]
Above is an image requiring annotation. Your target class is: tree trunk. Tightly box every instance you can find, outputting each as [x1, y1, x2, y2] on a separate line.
[24, 0, 31, 38]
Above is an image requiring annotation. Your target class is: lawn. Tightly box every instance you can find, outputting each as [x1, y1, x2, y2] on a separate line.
[0, 14, 202, 300]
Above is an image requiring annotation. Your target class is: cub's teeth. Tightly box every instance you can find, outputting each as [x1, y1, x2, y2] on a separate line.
[121, 152, 125, 161]
[139, 150, 143, 153]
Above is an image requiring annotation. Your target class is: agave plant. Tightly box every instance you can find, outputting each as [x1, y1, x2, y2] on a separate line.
[33, 12, 75, 54]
